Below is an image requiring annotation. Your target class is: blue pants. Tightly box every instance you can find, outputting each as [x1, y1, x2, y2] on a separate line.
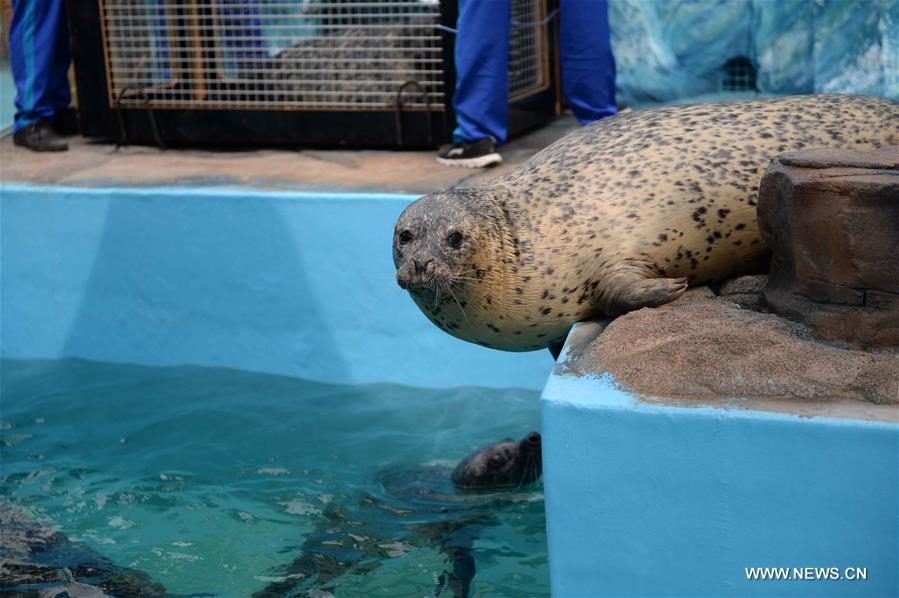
[10, 0, 71, 133]
[453, 0, 616, 144]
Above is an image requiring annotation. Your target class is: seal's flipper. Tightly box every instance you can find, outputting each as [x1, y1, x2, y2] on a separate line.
[597, 260, 688, 316]
[430, 519, 484, 598]
[435, 544, 475, 598]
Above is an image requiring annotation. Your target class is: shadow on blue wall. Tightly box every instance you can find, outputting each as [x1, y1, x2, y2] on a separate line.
[56, 189, 353, 381]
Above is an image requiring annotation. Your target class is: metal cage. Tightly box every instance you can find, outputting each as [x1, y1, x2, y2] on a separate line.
[70, 0, 558, 147]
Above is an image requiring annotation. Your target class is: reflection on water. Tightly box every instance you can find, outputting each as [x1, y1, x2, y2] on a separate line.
[0, 359, 547, 596]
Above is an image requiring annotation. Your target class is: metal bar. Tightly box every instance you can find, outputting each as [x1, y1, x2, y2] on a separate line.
[114, 101, 445, 111]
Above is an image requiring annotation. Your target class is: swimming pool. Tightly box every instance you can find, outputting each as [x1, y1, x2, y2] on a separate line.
[1, 358, 546, 596]
[0, 183, 553, 596]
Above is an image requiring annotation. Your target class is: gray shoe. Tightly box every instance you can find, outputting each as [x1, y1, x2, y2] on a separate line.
[13, 121, 69, 152]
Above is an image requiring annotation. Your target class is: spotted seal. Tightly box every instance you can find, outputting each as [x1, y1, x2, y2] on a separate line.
[254, 432, 542, 597]
[394, 94, 899, 351]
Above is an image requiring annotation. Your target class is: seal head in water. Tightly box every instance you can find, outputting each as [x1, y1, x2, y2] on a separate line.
[451, 431, 542, 489]
[255, 432, 543, 597]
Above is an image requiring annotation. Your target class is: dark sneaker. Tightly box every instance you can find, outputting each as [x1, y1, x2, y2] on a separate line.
[13, 121, 69, 152]
[436, 137, 502, 168]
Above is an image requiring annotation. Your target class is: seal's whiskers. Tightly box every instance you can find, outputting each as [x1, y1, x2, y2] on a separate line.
[516, 464, 528, 491]
[433, 283, 442, 309]
[447, 287, 469, 322]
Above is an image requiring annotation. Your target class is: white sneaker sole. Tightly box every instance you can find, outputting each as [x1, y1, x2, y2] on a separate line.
[436, 152, 503, 169]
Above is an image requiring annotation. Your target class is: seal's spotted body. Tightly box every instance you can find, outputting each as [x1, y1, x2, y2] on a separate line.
[394, 95, 899, 351]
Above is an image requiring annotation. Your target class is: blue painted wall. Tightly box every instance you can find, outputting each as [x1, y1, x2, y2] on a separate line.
[0, 184, 553, 389]
[612, 0, 899, 104]
[541, 345, 899, 596]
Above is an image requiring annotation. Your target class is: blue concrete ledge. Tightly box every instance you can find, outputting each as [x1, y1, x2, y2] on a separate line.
[0, 183, 552, 389]
[541, 321, 899, 597]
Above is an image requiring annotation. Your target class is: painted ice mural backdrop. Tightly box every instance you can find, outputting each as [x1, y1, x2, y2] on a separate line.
[610, 0, 898, 104]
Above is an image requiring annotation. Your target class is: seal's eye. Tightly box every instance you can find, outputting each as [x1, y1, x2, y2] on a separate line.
[398, 230, 414, 245]
[447, 231, 463, 248]
[490, 453, 507, 468]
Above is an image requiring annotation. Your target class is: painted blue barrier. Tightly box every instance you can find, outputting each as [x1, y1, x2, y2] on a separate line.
[0, 183, 553, 389]
[541, 322, 899, 597]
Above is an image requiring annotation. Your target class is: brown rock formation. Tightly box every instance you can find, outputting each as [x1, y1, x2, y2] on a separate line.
[567, 288, 898, 405]
[757, 146, 899, 347]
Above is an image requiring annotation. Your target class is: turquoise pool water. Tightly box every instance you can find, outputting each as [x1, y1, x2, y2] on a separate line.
[0, 359, 547, 596]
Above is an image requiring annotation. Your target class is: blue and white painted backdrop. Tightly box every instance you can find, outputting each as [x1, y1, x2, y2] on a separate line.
[610, 0, 898, 103]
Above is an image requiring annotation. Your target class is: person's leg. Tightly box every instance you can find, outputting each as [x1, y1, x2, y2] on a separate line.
[48, 0, 72, 114]
[451, 0, 511, 144]
[10, 0, 71, 150]
[10, 0, 71, 131]
[560, 0, 617, 125]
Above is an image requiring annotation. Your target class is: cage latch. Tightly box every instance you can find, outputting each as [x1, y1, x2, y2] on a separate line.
[394, 81, 433, 148]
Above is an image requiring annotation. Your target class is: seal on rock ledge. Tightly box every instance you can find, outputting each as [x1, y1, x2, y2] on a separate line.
[393, 94, 899, 351]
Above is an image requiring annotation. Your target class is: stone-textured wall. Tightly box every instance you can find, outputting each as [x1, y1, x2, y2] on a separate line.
[611, 0, 899, 104]
[757, 147, 899, 348]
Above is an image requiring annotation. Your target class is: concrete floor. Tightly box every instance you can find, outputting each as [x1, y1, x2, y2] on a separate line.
[1, 117, 578, 194]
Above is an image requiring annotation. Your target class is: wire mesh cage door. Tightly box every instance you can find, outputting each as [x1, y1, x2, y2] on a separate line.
[101, 0, 448, 111]
[83, 0, 557, 146]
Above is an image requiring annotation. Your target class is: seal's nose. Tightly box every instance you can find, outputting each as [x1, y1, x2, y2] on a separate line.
[396, 262, 412, 289]
[413, 258, 433, 274]
[520, 432, 541, 456]
[396, 258, 435, 291]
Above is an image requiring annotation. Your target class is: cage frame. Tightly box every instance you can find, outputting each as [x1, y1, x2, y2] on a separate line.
[69, 0, 559, 148]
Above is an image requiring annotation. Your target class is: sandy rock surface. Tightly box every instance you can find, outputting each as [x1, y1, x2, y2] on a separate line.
[569, 281, 898, 405]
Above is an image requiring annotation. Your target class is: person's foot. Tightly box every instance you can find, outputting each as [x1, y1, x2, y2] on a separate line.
[436, 138, 502, 168]
[13, 121, 69, 152]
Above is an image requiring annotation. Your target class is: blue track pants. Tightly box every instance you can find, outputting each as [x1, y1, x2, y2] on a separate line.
[10, 0, 71, 133]
[453, 0, 616, 144]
